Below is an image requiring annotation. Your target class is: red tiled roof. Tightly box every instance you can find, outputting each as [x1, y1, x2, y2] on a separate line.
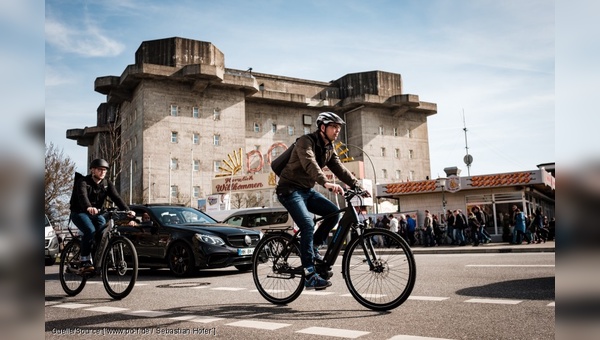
[384, 180, 437, 194]
[469, 172, 532, 187]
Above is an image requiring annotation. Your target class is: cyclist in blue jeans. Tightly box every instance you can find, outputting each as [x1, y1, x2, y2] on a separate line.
[275, 112, 367, 290]
[69, 158, 135, 272]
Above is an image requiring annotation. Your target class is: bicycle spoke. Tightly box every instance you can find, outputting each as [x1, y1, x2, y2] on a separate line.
[102, 238, 138, 299]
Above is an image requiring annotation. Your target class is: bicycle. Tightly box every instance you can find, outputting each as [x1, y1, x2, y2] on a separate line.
[59, 209, 139, 300]
[252, 188, 416, 311]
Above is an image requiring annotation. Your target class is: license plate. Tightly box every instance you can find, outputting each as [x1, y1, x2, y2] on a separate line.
[238, 248, 254, 256]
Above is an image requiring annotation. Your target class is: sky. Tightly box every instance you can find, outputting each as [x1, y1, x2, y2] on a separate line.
[44, 0, 561, 178]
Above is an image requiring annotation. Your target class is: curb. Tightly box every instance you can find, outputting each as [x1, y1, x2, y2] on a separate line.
[410, 242, 555, 255]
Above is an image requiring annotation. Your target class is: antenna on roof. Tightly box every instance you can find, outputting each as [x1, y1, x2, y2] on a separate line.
[462, 109, 473, 176]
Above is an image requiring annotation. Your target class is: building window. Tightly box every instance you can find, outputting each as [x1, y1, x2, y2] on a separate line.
[193, 133, 199, 145]
[395, 170, 402, 180]
[193, 186, 200, 198]
[255, 145, 260, 151]
[395, 148, 400, 158]
[192, 107, 199, 118]
[213, 134, 220, 146]
[379, 126, 384, 135]
[171, 132, 178, 143]
[213, 108, 221, 120]
[381, 169, 388, 179]
[271, 123, 277, 133]
[170, 105, 178, 117]
[409, 150, 414, 159]
[304, 126, 311, 135]
[381, 147, 386, 157]
[170, 158, 178, 170]
[170, 185, 178, 198]
[288, 126, 294, 136]
[406, 128, 412, 138]
[214, 161, 221, 172]
[254, 122, 261, 133]
[393, 128, 398, 136]
[409, 170, 415, 181]
[193, 160, 200, 171]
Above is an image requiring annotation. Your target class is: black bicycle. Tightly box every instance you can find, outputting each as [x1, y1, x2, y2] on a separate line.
[252, 188, 416, 311]
[59, 209, 138, 299]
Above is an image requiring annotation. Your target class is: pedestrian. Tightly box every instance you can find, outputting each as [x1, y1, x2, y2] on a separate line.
[467, 213, 480, 246]
[406, 214, 416, 246]
[511, 205, 529, 244]
[472, 206, 491, 244]
[454, 210, 466, 246]
[446, 210, 456, 245]
[423, 210, 436, 247]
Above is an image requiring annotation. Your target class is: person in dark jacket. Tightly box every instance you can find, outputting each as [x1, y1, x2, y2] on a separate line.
[69, 158, 135, 272]
[275, 112, 367, 290]
[467, 213, 480, 246]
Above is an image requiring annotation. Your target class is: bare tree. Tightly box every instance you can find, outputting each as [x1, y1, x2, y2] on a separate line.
[98, 104, 123, 183]
[45, 143, 76, 226]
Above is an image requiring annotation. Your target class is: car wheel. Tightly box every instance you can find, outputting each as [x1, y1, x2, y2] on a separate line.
[167, 242, 195, 277]
[45, 257, 56, 266]
[234, 264, 252, 272]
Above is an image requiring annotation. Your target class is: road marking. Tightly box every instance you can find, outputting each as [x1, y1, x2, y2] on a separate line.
[408, 296, 450, 301]
[169, 315, 198, 321]
[296, 326, 370, 338]
[226, 320, 291, 330]
[302, 291, 336, 295]
[85, 306, 130, 313]
[134, 283, 149, 286]
[389, 335, 455, 340]
[465, 298, 521, 305]
[190, 316, 225, 323]
[211, 287, 247, 291]
[52, 303, 93, 309]
[340, 293, 386, 298]
[465, 265, 554, 267]
[547, 302, 555, 307]
[124, 310, 172, 317]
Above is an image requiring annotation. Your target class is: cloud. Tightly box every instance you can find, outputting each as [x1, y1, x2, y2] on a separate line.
[45, 18, 124, 57]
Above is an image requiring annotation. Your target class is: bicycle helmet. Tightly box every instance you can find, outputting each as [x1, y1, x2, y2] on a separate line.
[90, 158, 110, 169]
[316, 112, 345, 128]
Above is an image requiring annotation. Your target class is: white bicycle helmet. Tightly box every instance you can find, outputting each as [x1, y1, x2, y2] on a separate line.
[316, 112, 345, 127]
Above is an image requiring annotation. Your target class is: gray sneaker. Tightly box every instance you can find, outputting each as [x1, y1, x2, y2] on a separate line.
[304, 272, 332, 290]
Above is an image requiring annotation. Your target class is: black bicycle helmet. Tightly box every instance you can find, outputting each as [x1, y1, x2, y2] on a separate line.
[316, 112, 345, 127]
[90, 158, 110, 169]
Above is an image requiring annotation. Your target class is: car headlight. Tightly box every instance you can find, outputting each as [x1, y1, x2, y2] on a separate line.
[195, 233, 225, 246]
[259, 231, 264, 239]
[47, 230, 56, 238]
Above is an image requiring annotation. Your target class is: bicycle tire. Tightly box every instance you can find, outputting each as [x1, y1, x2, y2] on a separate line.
[342, 229, 416, 311]
[102, 237, 138, 300]
[59, 240, 87, 296]
[252, 233, 304, 305]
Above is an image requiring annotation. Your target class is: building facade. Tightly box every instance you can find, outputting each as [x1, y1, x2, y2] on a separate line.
[66, 37, 437, 209]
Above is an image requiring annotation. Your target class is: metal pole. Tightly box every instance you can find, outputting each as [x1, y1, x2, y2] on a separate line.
[345, 143, 378, 214]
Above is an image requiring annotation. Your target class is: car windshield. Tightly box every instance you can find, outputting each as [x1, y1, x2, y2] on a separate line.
[45, 215, 51, 228]
[148, 206, 218, 225]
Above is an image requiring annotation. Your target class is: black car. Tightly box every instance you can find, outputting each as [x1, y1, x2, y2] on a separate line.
[120, 204, 262, 277]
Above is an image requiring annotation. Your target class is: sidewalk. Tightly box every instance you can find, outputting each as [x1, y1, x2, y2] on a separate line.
[409, 240, 555, 255]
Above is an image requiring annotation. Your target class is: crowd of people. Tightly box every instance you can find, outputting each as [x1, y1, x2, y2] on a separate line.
[363, 205, 554, 247]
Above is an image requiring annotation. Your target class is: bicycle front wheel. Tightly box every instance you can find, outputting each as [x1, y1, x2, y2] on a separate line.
[59, 240, 87, 296]
[252, 233, 304, 305]
[102, 237, 138, 299]
[343, 229, 416, 311]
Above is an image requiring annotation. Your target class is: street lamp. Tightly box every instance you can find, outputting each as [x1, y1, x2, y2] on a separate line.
[345, 143, 378, 214]
[437, 177, 447, 216]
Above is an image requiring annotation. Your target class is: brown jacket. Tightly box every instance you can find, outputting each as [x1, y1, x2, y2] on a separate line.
[277, 131, 358, 191]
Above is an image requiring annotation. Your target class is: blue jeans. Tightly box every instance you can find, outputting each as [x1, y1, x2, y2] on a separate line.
[455, 228, 465, 244]
[70, 212, 106, 258]
[277, 188, 340, 269]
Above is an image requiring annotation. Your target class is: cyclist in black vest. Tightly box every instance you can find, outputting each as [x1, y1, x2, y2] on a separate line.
[276, 112, 367, 290]
[69, 158, 135, 272]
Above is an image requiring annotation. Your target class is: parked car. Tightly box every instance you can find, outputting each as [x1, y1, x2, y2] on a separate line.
[221, 207, 297, 234]
[55, 223, 80, 248]
[45, 215, 60, 266]
[119, 204, 262, 277]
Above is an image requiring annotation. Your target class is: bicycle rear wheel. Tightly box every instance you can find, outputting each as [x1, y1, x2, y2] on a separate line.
[343, 229, 416, 311]
[102, 237, 138, 299]
[59, 240, 87, 296]
[252, 233, 304, 305]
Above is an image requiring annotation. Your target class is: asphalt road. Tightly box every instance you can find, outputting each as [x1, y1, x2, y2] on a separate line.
[45, 252, 555, 339]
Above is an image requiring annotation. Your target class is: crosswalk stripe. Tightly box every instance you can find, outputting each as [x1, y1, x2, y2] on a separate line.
[226, 320, 291, 330]
[124, 310, 172, 317]
[52, 303, 93, 309]
[547, 302, 555, 307]
[465, 298, 521, 305]
[190, 316, 225, 323]
[85, 306, 130, 313]
[296, 326, 370, 338]
[408, 296, 449, 301]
